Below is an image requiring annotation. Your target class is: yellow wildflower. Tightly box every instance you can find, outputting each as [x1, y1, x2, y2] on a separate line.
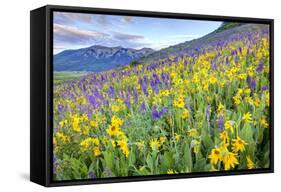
[244, 88, 251, 95]
[245, 96, 254, 105]
[265, 91, 270, 106]
[220, 131, 229, 144]
[233, 94, 241, 105]
[260, 116, 269, 128]
[150, 138, 160, 151]
[90, 121, 98, 129]
[173, 96, 185, 108]
[217, 102, 225, 114]
[187, 128, 198, 138]
[254, 97, 260, 107]
[111, 105, 120, 112]
[159, 136, 166, 145]
[175, 133, 181, 141]
[80, 137, 99, 152]
[111, 139, 117, 148]
[231, 136, 248, 153]
[93, 147, 101, 157]
[59, 120, 67, 128]
[224, 120, 234, 133]
[208, 148, 222, 165]
[117, 139, 129, 157]
[106, 124, 121, 137]
[223, 152, 239, 170]
[56, 132, 69, 143]
[111, 115, 124, 127]
[182, 108, 190, 119]
[136, 140, 145, 151]
[167, 169, 174, 174]
[242, 112, 253, 124]
[209, 75, 217, 84]
[160, 89, 170, 97]
[246, 156, 255, 169]
[72, 117, 80, 132]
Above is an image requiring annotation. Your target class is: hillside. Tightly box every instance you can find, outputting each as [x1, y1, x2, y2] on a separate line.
[138, 23, 268, 64]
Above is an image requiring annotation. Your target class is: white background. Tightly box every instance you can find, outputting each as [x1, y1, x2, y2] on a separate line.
[0, 0, 279, 191]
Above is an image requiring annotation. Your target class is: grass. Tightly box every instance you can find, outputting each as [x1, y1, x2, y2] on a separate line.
[54, 71, 89, 85]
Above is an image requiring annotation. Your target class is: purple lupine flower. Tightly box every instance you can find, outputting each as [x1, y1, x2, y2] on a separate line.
[159, 107, 168, 117]
[257, 60, 263, 73]
[225, 57, 229, 65]
[133, 87, 138, 103]
[53, 156, 59, 174]
[125, 91, 131, 109]
[108, 85, 115, 99]
[141, 101, 146, 112]
[248, 77, 256, 91]
[218, 115, 224, 131]
[111, 72, 116, 78]
[120, 90, 125, 100]
[88, 171, 96, 179]
[161, 72, 170, 88]
[151, 106, 159, 120]
[139, 77, 149, 96]
[261, 85, 268, 92]
[150, 77, 159, 93]
[93, 87, 100, 98]
[184, 60, 187, 70]
[206, 105, 211, 118]
[88, 96, 99, 109]
[151, 106, 168, 120]
[238, 47, 241, 54]
[211, 62, 216, 71]
[57, 104, 63, 113]
[153, 73, 161, 88]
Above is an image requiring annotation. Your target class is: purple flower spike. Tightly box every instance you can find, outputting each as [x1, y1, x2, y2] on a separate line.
[248, 77, 256, 91]
[141, 101, 146, 112]
[133, 87, 138, 103]
[206, 105, 211, 118]
[261, 85, 268, 92]
[151, 106, 168, 120]
[257, 60, 263, 74]
[218, 115, 224, 131]
[108, 85, 115, 99]
[57, 104, 63, 113]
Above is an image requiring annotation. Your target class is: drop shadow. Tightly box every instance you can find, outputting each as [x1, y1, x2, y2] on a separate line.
[19, 173, 30, 181]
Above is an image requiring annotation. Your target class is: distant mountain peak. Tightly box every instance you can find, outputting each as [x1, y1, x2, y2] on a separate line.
[54, 45, 154, 72]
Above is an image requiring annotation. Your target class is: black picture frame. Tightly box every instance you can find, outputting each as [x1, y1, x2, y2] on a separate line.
[30, 4, 274, 187]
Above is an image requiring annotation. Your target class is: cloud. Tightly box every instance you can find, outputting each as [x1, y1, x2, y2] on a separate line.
[121, 16, 133, 24]
[112, 32, 144, 41]
[54, 24, 109, 45]
[53, 24, 150, 53]
[54, 12, 94, 24]
[95, 15, 111, 26]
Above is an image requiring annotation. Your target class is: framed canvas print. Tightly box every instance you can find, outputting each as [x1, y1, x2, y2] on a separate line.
[30, 5, 274, 187]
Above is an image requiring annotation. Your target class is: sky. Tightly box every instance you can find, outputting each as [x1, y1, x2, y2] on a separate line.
[53, 11, 222, 54]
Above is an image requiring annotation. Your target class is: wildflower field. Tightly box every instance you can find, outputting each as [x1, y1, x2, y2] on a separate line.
[53, 24, 271, 180]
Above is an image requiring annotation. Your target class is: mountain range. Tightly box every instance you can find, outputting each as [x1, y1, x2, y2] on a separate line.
[54, 45, 154, 72]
